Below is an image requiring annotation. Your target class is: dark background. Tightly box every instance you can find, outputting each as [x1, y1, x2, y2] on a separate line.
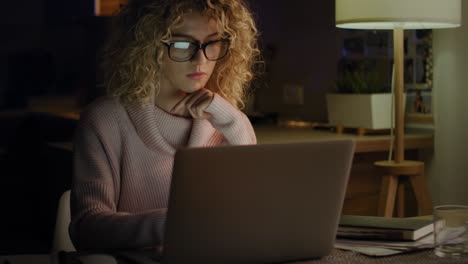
[0, 0, 339, 254]
[0, 0, 108, 254]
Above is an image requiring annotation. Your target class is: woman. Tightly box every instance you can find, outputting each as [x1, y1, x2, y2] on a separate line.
[70, 0, 259, 250]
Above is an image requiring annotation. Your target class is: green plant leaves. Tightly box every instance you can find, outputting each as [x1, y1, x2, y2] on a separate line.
[335, 62, 389, 94]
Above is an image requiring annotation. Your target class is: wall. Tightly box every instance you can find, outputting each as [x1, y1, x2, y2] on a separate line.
[251, 1, 340, 122]
[0, 0, 45, 107]
[251, 1, 468, 205]
[0, 1, 339, 120]
[0, 0, 105, 109]
[429, 3, 468, 205]
[0, 1, 106, 253]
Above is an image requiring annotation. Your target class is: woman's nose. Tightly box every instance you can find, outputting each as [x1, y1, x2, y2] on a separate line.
[191, 49, 208, 65]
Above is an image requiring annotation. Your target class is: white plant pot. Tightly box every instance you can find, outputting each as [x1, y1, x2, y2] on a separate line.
[326, 93, 401, 130]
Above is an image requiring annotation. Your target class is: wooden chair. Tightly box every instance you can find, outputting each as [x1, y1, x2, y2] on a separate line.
[51, 190, 76, 264]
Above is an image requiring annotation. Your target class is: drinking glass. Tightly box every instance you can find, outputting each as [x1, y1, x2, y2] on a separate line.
[433, 205, 468, 258]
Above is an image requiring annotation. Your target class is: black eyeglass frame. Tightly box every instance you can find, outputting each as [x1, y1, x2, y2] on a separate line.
[161, 39, 230, 62]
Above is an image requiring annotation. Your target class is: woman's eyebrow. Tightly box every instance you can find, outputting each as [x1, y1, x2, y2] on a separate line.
[171, 32, 220, 41]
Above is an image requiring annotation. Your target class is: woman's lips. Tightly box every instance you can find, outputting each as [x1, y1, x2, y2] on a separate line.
[187, 72, 207, 80]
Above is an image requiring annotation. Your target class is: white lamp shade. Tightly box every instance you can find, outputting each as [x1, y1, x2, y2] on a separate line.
[336, 0, 461, 29]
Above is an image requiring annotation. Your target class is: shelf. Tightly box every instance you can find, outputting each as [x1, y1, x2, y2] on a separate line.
[405, 83, 431, 90]
[406, 113, 433, 123]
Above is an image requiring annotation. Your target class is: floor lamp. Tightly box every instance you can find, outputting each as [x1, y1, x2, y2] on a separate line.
[335, 0, 461, 217]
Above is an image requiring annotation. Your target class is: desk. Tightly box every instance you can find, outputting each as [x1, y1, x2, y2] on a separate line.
[1, 249, 464, 264]
[48, 125, 434, 217]
[83, 249, 468, 264]
[26, 96, 81, 121]
[302, 249, 466, 263]
[254, 125, 433, 216]
[254, 126, 433, 153]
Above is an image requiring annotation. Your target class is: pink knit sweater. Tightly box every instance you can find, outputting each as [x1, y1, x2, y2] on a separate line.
[70, 94, 256, 250]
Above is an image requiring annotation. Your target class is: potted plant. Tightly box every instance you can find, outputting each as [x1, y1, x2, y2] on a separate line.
[326, 61, 395, 130]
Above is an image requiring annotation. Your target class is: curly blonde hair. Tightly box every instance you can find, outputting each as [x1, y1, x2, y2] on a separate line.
[101, 0, 260, 109]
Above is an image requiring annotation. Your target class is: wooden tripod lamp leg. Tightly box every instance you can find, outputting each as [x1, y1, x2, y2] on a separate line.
[378, 175, 399, 217]
[409, 168, 433, 215]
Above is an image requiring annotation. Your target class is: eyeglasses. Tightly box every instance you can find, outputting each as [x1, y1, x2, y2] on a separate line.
[161, 39, 230, 62]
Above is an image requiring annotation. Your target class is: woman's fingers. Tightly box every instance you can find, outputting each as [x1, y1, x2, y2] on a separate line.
[170, 89, 214, 119]
[186, 89, 214, 119]
[185, 90, 206, 107]
[193, 94, 213, 118]
[170, 96, 191, 117]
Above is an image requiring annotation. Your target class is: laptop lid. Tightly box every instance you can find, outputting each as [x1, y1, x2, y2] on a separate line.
[163, 140, 355, 263]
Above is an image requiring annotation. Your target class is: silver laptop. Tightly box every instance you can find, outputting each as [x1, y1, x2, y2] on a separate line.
[162, 140, 355, 263]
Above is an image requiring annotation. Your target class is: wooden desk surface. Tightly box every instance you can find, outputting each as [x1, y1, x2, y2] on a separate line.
[47, 126, 433, 155]
[51, 248, 465, 264]
[304, 248, 463, 263]
[254, 125, 433, 153]
[25, 95, 81, 120]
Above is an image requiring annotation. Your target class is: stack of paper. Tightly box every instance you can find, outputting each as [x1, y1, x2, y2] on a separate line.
[337, 215, 434, 241]
[334, 215, 435, 256]
[334, 215, 466, 256]
[335, 233, 434, 256]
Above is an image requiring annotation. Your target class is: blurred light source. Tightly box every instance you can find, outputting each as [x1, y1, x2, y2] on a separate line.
[336, 0, 461, 30]
[95, 0, 127, 16]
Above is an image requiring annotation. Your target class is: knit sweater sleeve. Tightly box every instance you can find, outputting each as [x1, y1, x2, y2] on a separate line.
[204, 94, 257, 145]
[70, 99, 166, 250]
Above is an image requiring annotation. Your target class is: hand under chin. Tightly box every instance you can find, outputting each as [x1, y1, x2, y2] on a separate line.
[170, 88, 214, 119]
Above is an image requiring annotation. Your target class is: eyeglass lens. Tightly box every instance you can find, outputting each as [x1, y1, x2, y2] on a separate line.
[169, 40, 228, 61]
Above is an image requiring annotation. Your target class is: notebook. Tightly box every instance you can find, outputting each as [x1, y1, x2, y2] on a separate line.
[337, 215, 434, 241]
[162, 140, 355, 263]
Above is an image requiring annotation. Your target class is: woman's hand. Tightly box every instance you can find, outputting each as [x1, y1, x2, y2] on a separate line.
[170, 88, 214, 119]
